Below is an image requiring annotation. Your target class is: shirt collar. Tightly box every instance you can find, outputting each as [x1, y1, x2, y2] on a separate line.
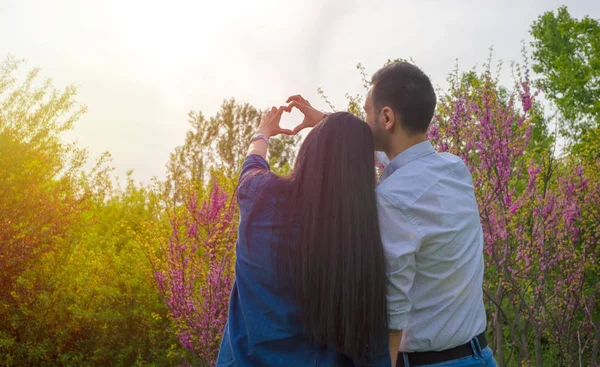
[380, 141, 436, 181]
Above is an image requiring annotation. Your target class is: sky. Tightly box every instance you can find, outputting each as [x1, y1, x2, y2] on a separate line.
[1, 0, 599, 184]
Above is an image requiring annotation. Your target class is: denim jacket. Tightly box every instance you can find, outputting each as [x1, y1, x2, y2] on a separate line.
[216, 155, 391, 367]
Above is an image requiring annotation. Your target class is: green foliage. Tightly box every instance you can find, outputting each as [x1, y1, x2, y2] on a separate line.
[530, 6, 600, 139]
[0, 55, 88, 293]
[1, 174, 181, 366]
[166, 98, 300, 204]
[0, 59, 181, 366]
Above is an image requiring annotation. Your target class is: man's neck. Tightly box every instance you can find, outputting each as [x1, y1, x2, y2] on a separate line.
[385, 133, 428, 161]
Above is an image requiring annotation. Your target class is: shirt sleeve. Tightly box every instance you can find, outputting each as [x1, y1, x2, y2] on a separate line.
[239, 154, 270, 181]
[376, 192, 423, 331]
[237, 154, 271, 208]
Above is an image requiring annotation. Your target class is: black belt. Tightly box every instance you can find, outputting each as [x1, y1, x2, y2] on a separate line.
[397, 333, 488, 367]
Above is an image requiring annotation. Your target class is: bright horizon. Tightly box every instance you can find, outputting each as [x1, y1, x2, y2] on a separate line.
[2, 0, 598, 184]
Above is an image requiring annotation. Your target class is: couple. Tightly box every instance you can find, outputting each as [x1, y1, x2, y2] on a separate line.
[217, 62, 497, 367]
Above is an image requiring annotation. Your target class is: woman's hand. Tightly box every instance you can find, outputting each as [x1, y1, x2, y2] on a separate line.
[257, 106, 294, 138]
[286, 95, 328, 134]
[248, 106, 292, 160]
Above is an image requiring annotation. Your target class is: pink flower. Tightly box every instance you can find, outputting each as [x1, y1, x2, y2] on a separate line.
[155, 179, 236, 365]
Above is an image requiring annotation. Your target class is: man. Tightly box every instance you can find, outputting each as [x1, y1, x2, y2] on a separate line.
[286, 62, 496, 367]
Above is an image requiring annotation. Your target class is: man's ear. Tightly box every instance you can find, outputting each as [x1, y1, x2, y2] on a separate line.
[381, 106, 396, 132]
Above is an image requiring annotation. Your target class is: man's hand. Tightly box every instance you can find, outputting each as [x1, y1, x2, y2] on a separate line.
[286, 95, 327, 134]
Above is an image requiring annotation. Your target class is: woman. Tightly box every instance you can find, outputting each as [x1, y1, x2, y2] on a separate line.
[217, 106, 390, 366]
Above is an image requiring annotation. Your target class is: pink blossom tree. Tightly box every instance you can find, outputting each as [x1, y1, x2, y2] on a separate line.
[155, 180, 237, 366]
[428, 54, 599, 366]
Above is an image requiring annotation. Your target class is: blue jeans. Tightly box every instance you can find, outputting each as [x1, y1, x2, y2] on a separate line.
[399, 345, 497, 367]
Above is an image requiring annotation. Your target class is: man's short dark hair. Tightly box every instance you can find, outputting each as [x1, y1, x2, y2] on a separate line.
[371, 62, 437, 134]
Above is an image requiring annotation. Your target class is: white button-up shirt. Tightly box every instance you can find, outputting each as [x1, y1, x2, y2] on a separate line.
[376, 141, 487, 352]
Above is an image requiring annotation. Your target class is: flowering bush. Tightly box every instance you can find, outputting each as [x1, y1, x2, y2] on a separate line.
[428, 57, 599, 366]
[155, 179, 237, 366]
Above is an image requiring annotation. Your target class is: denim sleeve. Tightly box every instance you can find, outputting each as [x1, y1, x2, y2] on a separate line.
[237, 154, 271, 210]
[376, 192, 423, 331]
[240, 154, 270, 182]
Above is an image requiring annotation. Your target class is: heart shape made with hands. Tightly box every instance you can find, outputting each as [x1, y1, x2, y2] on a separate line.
[282, 95, 328, 135]
[278, 106, 306, 134]
[259, 95, 327, 137]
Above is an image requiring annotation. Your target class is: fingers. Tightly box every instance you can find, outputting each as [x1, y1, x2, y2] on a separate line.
[292, 122, 307, 135]
[286, 100, 308, 113]
[264, 106, 286, 125]
[286, 94, 311, 106]
[261, 106, 297, 136]
[286, 95, 306, 103]
[278, 128, 294, 135]
[275, 106, 285, 119]
[265, 106, 281, 120]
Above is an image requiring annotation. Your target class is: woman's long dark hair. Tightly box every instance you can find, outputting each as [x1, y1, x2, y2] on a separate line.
[281, 112, 389, 359]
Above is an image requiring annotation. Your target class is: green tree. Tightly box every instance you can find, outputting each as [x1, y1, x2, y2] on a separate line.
[0, 55, 88, 293]
[0, 56, 176, 366]
[1, 174, 179, 366]
[530, 6, 600, 139]
[165, 98, 299, 204]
